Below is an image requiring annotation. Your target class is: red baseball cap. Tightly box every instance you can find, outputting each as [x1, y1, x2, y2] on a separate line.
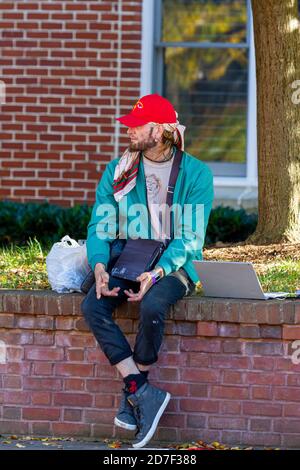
[116, 94, 177, 128]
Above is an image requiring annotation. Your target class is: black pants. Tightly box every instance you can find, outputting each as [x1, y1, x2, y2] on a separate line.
[81, 271, 194, 366]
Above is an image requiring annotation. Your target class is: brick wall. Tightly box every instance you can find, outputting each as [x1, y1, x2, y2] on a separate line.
[0, 0, 142, 206]
[1, 290, 300, 448]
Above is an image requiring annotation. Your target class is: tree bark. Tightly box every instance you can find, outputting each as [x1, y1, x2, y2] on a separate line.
[249, 0, 300, 243]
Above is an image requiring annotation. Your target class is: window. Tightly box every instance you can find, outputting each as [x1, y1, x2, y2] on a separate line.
[153, 0, 251, 177]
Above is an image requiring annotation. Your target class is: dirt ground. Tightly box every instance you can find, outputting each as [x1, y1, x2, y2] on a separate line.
[203, 242, 300, 275]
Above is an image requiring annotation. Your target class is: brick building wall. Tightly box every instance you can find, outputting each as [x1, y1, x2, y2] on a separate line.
[0, 0, 142, 207]
[1, 290, 300, 448]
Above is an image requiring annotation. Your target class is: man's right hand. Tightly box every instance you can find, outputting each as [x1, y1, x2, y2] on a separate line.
[94, 263, 120, 300]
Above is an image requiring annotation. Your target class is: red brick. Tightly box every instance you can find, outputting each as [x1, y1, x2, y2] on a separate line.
[220, 401, 241, 415]
[273, 418, 300, 434]
[196, 321, 218, 337]
[274, 387, 300, 402]
[94, 394, 114, 409]
[244, 341, 283, 356]
[212, 386, 249, 400]
[220, 430, 242, 445]
[223, 370, 244, 384]
[187, 353, 210, 367]
[282, 434, 300, 448]
[25, 347, 64, 361]
[252, 386, 272, 400]
[243, 402, 282, 417]
[84, 410, 115, 425]
[3, 406, 22, 420]
[246, 371, 285, 385]
[0, 421, 29, 434]
[4, 391, 31, 405]
[4, 294, 20, 313]
[63, 378, 85, 391]
[267, 304, 283, 324]
[252, 356, 275, 370]
[160, 413, 186, 428]
[34, 332, 55, 345]
[295, 302, 300, 323]
[240, 432, 281, 447]
[238, 302, 258, 323]
[181, 338, 221, 353]
[180, 399, 219, 413]
[287, 375, 300, 386]
[54, 392, 93, 407]
[181, 368, 220, 383]
[186, 414, 206, 428]
[52, 423, 91, 436]
[65, 348, 85, 362]
[3, 375, 22, 389]
[189, 384, 208, 397]
[250, 418, 272, 431]
[284, 404, 300, 417]
[209, 416, 247, 430]
[64, 409, 82, 422]
[180, 429, 220, 443]
[0, 314, 15, 328]
[260, 325, 282, 339]
[23, 407, 61, 421]
[218, 323, 240, 337]
[24, 377, 62, 391]
[211, 356, 250, 369]
[283, 326, 300, 340]
[55, 363, 94, 377]
[222, 340, 243, 354]
[31, 392, 51, 405]
[55, 317, 74, 330]
[6, 346, 24, 362]
[157, 367, 179, 381]
[31, 422, 51, 435]
[33, 363, 53, 376]
[7, 362, 31, 375]
[240, 324, 260, 338]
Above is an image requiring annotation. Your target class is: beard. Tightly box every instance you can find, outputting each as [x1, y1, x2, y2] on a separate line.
[128, 139, 157, 152]
[128, 128, 157, 152]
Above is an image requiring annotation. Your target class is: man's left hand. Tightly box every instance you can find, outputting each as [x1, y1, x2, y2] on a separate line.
[124, 272, 153, 302]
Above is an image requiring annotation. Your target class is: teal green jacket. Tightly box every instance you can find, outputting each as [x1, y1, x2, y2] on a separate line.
[86, 151, 214, 283]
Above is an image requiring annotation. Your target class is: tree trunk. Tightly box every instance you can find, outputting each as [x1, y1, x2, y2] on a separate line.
[249, 0, 300, 243]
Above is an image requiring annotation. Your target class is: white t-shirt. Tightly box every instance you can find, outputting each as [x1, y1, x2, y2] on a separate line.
[142, 154, 174, 241]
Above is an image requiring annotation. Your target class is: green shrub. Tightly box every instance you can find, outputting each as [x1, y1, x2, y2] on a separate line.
[205, 206, 257, 245]
[0, 200, 92, 249]
[0, 200, 257, 248]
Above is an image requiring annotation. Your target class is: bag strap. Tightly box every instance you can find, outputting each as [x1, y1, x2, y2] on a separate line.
[166, 148, 183, 208]
[165, 148, 183, 243]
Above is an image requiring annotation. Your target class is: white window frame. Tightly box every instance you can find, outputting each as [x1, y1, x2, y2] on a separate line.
[140, 0, 257, 190]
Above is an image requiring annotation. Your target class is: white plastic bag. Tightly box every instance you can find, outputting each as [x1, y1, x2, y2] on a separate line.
[46, 235, 91, 293]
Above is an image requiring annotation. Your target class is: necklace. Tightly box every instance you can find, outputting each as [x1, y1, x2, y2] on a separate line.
[143, 146, 174, 163]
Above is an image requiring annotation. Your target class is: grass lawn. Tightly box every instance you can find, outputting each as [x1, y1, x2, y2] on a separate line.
[0, 238, 299, 294]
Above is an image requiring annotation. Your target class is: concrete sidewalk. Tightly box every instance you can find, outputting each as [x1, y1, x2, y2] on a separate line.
[0, 435, 172, 451]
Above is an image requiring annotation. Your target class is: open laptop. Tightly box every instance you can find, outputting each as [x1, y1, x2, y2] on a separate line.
[193, 260, 290, 300]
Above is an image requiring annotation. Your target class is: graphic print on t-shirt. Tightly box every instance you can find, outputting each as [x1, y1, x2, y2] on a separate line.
[143, 156, 173, 241]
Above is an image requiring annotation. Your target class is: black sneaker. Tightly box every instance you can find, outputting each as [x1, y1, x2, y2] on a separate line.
[127, 383, 171, 448]
[114, 388, 137, 431]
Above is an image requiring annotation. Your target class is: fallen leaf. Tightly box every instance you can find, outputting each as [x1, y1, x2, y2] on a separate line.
[108, 440, 122, 449]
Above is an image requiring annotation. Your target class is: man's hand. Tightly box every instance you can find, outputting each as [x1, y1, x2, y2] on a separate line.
[94, 263, 120, 300]
[124, 267, 164, 302]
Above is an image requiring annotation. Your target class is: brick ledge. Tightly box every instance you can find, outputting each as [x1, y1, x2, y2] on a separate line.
[0, 289, 299, 325]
